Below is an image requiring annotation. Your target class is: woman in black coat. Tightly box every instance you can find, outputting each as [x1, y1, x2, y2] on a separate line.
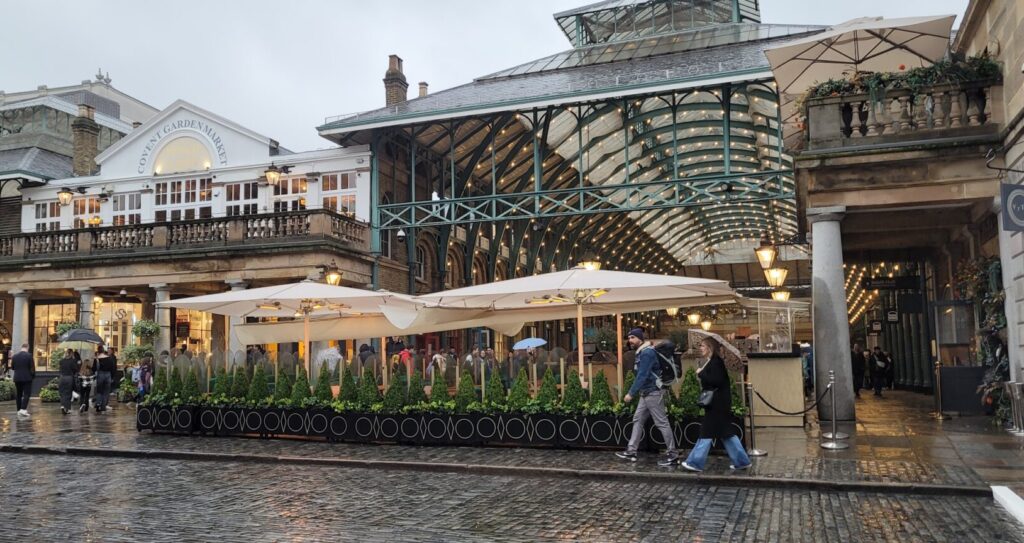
[681, 336, 751, 472]
[58, 349, 78, 416]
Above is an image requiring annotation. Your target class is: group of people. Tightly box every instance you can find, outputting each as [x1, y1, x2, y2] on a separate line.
[850, 343, 893, 398]
[57, 347, 118, 415]
[615, 328, 751, 472]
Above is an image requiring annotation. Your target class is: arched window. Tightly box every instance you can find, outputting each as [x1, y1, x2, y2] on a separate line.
[415, 245, 426, 280]
[153, 136, 212, 175]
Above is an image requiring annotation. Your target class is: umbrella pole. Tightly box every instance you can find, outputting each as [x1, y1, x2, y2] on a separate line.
[304, 315, 311, 381]
[616, 313, 623, 399]
[576, 303, 585, 388]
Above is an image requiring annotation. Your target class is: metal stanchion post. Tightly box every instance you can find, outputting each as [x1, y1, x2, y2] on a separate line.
[1010, 382, 1024, 436]
[821, 368, 848, 440]
[930, 361, 951, 420]
[745, 382, 767, 457]
[820, 370, 849, 450]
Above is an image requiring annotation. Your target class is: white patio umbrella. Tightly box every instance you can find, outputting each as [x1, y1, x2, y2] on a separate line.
[764, 15, 956, 146]
[156, 281, 422, 377]
[418, 267, 735, 381]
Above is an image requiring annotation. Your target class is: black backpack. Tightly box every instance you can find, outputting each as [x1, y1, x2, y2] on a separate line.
[653, 340, 680, 388]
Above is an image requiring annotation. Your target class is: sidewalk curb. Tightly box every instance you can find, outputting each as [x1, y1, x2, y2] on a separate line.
[0, 443, 992, 497]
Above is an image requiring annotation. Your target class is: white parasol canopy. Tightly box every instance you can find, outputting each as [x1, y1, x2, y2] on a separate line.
[418, 267, 735, 379]
[764, 15, 956, 146]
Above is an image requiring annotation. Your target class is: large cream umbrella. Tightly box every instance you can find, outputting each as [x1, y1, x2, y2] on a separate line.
[156, 281, 422, 377]
[417, 267, 735, 383]
[764, 15, 956, 147]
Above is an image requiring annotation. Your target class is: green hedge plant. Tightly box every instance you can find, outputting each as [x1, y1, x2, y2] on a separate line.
[291, 367, 311, 403]
[486, 370, 505, 407]
[429, 369, 449, 403]
[181, 368, 200, 402]
[248, 365, 269, 402]
[506, 368, 531, 411]
[454, 372, 477, 411]
[589, 370, 614, 409]
[562, 371, 588, 414]
[273, 368, 293, 402]
[338, 365, 358, 402]
[408, 371, 427, 405]
[535, 368, 559, 410]
[167, 367, 183, 399]
[357, 369, 380, 409]
[314, 363, 334, 403]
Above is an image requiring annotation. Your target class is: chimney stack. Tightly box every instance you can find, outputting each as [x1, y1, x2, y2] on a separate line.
[72, 104, 99, 176]
[383, 54, 408, 107]
[418, 82, 429, 98]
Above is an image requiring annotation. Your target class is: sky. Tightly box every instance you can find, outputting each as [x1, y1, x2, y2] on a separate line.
[2, 0, 968, 152]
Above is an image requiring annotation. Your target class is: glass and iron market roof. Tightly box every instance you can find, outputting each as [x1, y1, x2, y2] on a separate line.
[318, 1, 825, 269]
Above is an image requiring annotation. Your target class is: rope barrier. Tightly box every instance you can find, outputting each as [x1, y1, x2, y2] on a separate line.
[753, 383, 831, 416]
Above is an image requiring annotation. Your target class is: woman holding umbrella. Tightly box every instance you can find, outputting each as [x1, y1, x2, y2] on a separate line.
[681, 336, 751, 472]
[57, 349, 78, 415]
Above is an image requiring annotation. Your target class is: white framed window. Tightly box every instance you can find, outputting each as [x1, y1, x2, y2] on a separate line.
[154, 177, 213, 222]
[112, 193, 142, 226]
[72, 197, 100, 228]
[321, 172, 357, 217]
[226, 181, 258, 216]
[34, 202, 61, 232]
[272, 177, 307, 212]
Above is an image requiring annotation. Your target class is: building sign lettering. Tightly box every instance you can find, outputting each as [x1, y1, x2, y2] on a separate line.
[1001, 183, 1024, 232]
[137, 118, 228, 174]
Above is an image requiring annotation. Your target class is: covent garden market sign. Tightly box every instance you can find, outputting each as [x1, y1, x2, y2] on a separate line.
[137, 118, 229, 174]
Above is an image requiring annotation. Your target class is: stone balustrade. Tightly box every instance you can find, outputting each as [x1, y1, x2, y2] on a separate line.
[804, 80, 1002, 151]
[0, 209, 368, 264]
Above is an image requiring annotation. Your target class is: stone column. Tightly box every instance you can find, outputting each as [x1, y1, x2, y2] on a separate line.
[10, 289, 30, 349]
[809, 206, 855, 421]
[225, 280, 248, 357]
[151, 284, 172, 355]
[996, 198, 1023, 383]
[75, 287, 96, 330]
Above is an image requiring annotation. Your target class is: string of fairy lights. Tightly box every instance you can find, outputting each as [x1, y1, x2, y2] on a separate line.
[844, 262, 904, 324]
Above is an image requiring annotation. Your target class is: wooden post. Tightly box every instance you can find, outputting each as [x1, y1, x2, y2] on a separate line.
[576, 303, 585, 388]
[480, 360, 486, 401]
[559, 357, 566, 399]
[531, 362, 538, 394]
[380, 336, 387, 390]
[616, 313, 623, 400]
[588, 362, 593, 391]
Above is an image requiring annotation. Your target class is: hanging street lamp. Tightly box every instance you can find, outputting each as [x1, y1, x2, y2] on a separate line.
[263, 163, 293, 187]
[665, 307, 679, 317]
[771, 288, 791, 302]
[321, 260, 343, 286]
[764, 267, 788, 288]
[754, 232, 778, 270]
[687, 311, 702, 326]
[576, 250, 602, 271]
[700, 319, 713, 331]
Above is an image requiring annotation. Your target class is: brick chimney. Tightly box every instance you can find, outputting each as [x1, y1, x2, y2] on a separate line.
[383, 54, 408, 107]
[418, 82, 429, 98]
[72, 104, 99, 176]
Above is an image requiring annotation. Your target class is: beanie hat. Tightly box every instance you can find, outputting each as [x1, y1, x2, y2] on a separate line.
[626, 328, 645, 341]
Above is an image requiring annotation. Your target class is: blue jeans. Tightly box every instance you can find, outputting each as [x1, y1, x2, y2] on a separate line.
[684, 436, 751, 470]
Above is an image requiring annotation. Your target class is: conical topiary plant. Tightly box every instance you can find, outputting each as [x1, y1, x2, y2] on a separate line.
[486, 369, 505, 407]
[338, 364, 358, 402]
[357, 369, 380, 409]
[152, 366, 167, 394]
[621, 370, 635, 401]
[429, 369, 449, 403]
[382, 378, 406, 413]
[167, 366, 183, 399]
[407, 371, 427, 405]
[273, 367, 293, 402]
[313, 362, 334, 403]
[230, 366, 250, 399]
[454, 372, 477, 411]
[248, 364, 269, 403]
[290, 366, 311, 404]
[506, 367, 530, 411]
[535, 368, 559, 410]
[562, 372, 588, 414]
[590, 370, 614, 408]
[182, 367, 200, 402]
[212, 365, 230, 397]
[677, 367, 701, 416]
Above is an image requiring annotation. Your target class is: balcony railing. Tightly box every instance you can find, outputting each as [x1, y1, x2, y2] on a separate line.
[0, 209, 369, 264]
[803, 79, 1002, 152]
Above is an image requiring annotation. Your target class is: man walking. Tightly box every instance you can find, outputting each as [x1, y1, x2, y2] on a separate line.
[851, 343, 865, 399]
[615, 328, 678, 466]
[11, 343, 34, 418]
[870, 346, 890, 397]
[93, 348, 116, 412]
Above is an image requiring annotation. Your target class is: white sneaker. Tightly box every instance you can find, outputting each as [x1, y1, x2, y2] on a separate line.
[22, 410, 30, 418]
[681, 461, 702, 472]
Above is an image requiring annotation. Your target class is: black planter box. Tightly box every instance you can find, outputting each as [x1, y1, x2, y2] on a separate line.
[139, 405, 745, 452]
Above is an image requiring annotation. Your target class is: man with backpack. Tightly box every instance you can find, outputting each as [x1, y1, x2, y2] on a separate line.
[615, 328, 678, 466]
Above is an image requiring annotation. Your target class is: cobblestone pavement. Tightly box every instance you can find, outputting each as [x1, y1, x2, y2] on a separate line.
[0, 399, 987, 488]
[1, 451, 1020, 543]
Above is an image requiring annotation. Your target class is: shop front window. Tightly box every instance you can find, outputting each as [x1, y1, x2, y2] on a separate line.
[173, 309, 213, 354]
[96, 301, 143, 355]
[31, 302, 77, 370]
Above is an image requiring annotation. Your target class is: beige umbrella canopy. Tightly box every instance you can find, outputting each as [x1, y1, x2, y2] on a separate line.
[764, 15, 956, 147]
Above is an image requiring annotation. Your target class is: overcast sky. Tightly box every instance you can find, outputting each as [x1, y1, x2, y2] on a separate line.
[3, 0, 967, 151]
